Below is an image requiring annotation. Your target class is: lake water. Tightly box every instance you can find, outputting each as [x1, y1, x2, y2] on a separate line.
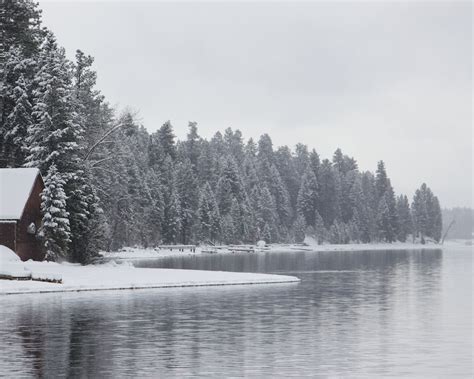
[1, 246, 472, 377]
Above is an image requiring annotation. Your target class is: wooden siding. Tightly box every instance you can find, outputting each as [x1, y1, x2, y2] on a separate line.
[16, 174, 45, 261]
[0, 223, 16, 252]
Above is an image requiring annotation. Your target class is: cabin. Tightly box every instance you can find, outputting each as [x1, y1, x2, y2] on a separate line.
[0, 168, 45, 261]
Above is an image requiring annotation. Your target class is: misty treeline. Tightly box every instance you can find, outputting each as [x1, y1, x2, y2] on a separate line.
[0, 1, 443, 263]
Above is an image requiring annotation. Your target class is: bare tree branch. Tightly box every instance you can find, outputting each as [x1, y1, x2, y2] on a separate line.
[84, 122, 124, 161]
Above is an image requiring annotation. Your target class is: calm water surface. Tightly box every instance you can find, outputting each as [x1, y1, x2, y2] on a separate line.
[1, 246, 472, 377]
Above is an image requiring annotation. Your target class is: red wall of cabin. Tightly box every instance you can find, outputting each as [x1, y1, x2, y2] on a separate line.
[15, 174, 45, 261]
[0, 223, 16, 252]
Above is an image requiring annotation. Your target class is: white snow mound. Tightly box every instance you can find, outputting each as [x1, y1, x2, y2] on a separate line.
[0, 245, 20, 263]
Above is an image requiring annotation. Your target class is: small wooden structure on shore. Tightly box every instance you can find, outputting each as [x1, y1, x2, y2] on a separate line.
[201, 244, 270, 254]
[0, 168, 45, 261]
[157, 245, 196, 252]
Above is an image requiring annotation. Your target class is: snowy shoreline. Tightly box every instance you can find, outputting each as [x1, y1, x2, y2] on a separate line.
[0, 258, 300, 296]
[0, 240, 450, 296]
[100, 241, 444, 261]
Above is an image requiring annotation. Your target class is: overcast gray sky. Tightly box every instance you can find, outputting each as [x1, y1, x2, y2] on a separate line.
[40, 1, 472, 208]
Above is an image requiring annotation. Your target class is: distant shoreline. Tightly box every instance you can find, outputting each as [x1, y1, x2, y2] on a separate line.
[101, 241, 446, 261]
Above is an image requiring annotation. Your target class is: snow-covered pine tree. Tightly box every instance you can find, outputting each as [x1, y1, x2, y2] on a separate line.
[294, 143, 309, 179]
[65, 50, 112, 262]
[220, 214, 235, 245]
[373, 160, 399, 242]
[163, 181, 182, 244]
[3, 72, 32, 166]
[223, 127, 245, 165]
[375, 160, 389, 201]
[361, 171, 378, 241]
[158, 120, 177, 160]
[184, 121, 201, 172]
[24, 33, 81, 173]
[268, 164, 292, 229]
[0, 0, 43, 59]
[0, 2, 41, 166]
[67, 169, 105, 263]
[215, 156, 245, 215]
[197, 182, 221, 243]
[293, 214, 306, 243]
[1, 45, 36, 167]
[296, 166, 318, 227]
[384, 180, 399, 241]
[376, 194, 394, 242]
[73, 49, 105, 151]
[230, 197, 244, 243]
[145, 169, 164, 246]
[430, 196, 443, 242]
[340, 170, 357, 223]
[329, 221, 342, 244]
[23, 33, 100, 262]
[40, 164, 71, 261]
[274, 146, 300, 211]
[257, 134, 274, 167]
[309, 149, 321, 178]
[103, 149, 133, 251]
[332, 148, 345, 174]
[318, 159, 341, 227]
[176, 159, 198, 243]
[348, 211, 362, 243]
[242, 154, 259, 194]
[412, 183, 443, 243]
[262, 223, 272, 244]
[241, 195, 258, 243]
[396, 194, 412, 242]
[256, 185, 279, 242]
[314, 210, 326, 244]
[411, 183, 435, 243]
[348, 174, 370, 242]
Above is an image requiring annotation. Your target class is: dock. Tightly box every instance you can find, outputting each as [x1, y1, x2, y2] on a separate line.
[157, 245, 197, 252]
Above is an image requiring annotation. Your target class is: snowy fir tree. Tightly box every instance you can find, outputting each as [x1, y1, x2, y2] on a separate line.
[24, 32, 82, 174]
[296, 166, 319, 227]
[293, 214, 306, 243]
[2, 72, 32, 166]
[39, 164, 71, 261]
[412, 183, 442, 243]
[396, 195, 413, 242]
[313, 210, 326, 244]
[376, 195, 394, 242]
[197, 183, 221, 243]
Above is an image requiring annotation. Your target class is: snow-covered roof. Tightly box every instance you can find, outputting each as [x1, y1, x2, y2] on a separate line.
[0, 168, 41, 220]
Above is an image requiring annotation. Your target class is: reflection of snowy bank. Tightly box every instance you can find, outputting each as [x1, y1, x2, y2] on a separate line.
[0, 246, 299, 295]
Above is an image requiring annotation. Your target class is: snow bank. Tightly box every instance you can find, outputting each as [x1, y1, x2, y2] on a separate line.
[100, 247, 187, 260]
[0, 260, 300, 295]
[271, 239, 443, 253]
[0, 245, 21, 263]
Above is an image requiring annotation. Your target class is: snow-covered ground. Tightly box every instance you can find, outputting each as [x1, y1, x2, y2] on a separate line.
[0, 251, 299, 295]
[101, 247, 194, 260]
[101, 238, 444, 261]
[270, 238, 444, 253]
